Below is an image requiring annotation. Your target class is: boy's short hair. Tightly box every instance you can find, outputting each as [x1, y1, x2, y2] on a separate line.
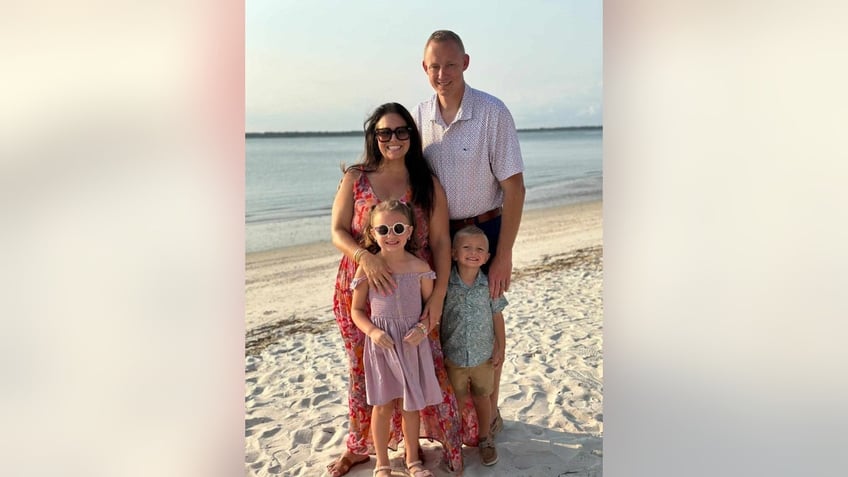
[452, 225, 488, 249]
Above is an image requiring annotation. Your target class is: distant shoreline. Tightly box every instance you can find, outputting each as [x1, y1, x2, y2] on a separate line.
[246, 125, 602, 139]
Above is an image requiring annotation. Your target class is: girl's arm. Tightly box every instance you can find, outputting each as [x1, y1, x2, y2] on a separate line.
[351, 268, 394, 349]
[420, 271, 434, 303]
[419, 176, 450, 331]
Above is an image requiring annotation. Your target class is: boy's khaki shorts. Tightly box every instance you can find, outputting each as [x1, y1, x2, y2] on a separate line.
[445, 358, 494, 399]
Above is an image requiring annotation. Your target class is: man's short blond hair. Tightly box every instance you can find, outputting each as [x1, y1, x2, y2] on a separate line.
[425, 30, 465, 54]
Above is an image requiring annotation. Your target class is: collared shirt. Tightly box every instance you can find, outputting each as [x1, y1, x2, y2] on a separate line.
[412, 84, 525, 220]
[440, 266, 508, 367]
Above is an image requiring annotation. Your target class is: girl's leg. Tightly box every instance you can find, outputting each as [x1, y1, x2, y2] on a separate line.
[402, 406, 421, 463]
[403, 406, 436, 476]
[371, 401, 395, 470]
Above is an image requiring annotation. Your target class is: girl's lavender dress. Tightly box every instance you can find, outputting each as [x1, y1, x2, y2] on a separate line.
[351, 271, 442, 411]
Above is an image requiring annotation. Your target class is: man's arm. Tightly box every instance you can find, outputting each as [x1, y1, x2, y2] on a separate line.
[488, 172, 525, 298]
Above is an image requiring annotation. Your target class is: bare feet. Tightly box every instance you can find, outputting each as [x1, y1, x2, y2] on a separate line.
[326, 451, 369, 477]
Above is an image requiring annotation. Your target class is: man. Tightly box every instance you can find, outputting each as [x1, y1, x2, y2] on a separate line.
[411, 29, 525, 437]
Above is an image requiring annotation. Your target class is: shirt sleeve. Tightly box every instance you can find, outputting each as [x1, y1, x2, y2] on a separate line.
[350, 276, 368, 291]
[489, 102, 524, 182]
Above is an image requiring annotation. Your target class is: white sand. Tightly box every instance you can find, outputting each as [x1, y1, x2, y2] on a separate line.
[245, 200, 603, 476]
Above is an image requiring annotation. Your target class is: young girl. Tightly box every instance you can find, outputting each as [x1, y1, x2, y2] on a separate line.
[350, 200, 441, 477]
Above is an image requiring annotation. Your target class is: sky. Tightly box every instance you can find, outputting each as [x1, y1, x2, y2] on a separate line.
[246, 0, 602, 132]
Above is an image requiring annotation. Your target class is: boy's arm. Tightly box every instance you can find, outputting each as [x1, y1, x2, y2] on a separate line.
[492, 311, 505, 368]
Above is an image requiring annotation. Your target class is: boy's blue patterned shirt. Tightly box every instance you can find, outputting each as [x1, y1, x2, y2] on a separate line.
[440, 266, 508, 367]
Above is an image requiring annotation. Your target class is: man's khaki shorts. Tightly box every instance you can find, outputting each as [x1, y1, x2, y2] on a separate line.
[445, 358, 494, 399]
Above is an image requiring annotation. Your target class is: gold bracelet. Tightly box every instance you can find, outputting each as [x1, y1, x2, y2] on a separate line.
[416, 322, 428, 334]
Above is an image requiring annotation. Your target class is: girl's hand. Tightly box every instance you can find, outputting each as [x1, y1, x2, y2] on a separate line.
[368, 329, 394, 350]
[402, 322, 428, 346]
[359, 252, 396, 296]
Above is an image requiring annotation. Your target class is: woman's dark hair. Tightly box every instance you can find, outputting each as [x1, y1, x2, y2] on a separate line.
[346, 102, 436, 214]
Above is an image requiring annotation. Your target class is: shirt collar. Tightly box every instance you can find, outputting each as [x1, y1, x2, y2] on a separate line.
[455, 83, 473, 121]
[449, 264, 486, 288]
[429, 83, 474, 125]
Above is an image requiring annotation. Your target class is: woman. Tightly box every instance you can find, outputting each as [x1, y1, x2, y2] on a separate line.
[328, 102, 469, 475]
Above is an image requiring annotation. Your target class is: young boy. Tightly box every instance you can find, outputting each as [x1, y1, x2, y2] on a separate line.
[440, 225, 507, 466]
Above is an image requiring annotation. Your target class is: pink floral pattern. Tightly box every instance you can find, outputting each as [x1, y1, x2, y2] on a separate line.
[332, 172, 478, 472]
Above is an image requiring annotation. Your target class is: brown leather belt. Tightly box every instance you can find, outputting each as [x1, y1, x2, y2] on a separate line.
[449, 207, 502, 231]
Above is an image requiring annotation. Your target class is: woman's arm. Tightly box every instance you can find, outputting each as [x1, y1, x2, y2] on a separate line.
[404, 269, 434, 346]
[331, 170, 364, 259]
[419, 176, 451, 331]
[330, 169, 394, 294]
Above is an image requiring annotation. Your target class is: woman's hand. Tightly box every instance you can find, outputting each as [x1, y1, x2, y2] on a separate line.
[420, 298, 443, 333]
[358, 252, 396, 296]
[368, 328, 394, 350]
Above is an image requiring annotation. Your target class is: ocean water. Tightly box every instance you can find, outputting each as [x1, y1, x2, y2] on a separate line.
[246, 129, 602, 253]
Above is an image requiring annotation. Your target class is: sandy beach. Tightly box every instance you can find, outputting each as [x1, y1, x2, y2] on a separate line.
[245, 200, 603, 476]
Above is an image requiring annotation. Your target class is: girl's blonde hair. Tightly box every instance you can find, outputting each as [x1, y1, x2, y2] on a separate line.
[362, 199, 419, 254]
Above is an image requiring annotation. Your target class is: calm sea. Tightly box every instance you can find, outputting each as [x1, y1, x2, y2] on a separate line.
[246, 129, 602, 253]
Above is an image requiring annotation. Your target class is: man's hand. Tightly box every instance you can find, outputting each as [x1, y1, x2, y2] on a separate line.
[487, 253, 512, 298]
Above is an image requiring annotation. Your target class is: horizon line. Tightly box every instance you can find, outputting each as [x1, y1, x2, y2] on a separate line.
[246, 125, 602, 138]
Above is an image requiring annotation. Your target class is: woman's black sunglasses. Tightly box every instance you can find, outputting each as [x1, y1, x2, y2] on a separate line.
[375, 127, 412, 142]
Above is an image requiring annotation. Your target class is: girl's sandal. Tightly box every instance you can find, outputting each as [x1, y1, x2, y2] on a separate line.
[373, 465, 393, 476]
[405, 460, 434, 477]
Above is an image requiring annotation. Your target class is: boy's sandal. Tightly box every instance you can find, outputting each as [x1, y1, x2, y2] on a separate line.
[406, 460, 434, 477]
[373, 465, 393, 476]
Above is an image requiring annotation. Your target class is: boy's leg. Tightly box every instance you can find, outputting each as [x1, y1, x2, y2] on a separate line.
[490, 371, 503, 434]
[444, 360, 470, 401]
[469, 362, 499, 465]
[471, 393, 492, 438]
[469, 361, 496, 439]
